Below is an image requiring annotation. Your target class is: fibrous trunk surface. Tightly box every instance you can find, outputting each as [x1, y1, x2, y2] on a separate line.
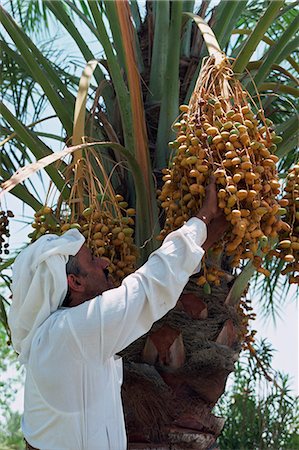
[121, 274, 243, 449]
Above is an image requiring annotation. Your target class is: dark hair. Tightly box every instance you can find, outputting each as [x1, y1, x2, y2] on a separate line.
[62, 255, 84, 307]
[66, 255, 82, 277]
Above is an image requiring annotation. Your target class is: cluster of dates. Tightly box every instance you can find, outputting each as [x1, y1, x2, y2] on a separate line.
[30, 195, 138, 286]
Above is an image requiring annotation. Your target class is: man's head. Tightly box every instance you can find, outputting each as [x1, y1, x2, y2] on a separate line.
[9, 229, 85, 363]
[63, 244, 114, 307]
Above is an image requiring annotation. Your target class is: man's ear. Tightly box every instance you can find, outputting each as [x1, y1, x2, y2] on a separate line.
[67, 274, 85, 292]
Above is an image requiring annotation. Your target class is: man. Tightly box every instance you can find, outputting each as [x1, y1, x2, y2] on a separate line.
[8, 182, 227, 450]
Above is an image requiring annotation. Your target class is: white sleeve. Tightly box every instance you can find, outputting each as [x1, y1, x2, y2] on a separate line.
[67, 218, 207, 362]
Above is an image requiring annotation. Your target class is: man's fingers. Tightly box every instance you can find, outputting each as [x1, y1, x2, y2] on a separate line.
[205, 178, 216, 192]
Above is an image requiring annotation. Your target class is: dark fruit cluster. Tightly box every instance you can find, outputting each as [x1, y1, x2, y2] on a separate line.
[0, 210, 14, 262]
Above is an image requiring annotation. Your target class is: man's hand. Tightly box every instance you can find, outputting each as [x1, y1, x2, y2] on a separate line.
[196, 178, 220, 225]
[195, 178, 229, 250]
[202, 214, 229, 251]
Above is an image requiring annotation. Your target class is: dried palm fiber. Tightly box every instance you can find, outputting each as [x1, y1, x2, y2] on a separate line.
[270, 162, 299, 284]
[24, 58, 139, 286]
[121, 277, 240, 440]
[122, 363, 226, 447]
[122, 362, 225, 443]
[122, 274, 240, 358]
[122, 361, 175, 441]
[123, 369, 225, 445]
[123, 310, 238, 369]
[157, 55, 286, 289]
[29, 150, 138, 286]
[185, 274, 255, 350]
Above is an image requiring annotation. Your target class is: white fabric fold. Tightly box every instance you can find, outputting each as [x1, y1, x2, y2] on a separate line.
[8, 229, 85, 364]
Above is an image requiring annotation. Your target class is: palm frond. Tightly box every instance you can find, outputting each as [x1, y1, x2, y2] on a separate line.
[8, 0, 50, 35]
[250, 260, 295, 322]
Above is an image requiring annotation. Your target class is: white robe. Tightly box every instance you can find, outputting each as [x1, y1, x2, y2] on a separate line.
[22, 218, 207, 450]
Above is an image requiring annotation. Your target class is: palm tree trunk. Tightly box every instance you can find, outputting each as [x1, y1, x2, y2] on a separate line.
[121, 273, 243, 449]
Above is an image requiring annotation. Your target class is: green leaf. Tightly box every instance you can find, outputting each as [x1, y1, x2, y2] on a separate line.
[233, 1, 285, 75]
[84, 1, 135, 154]
[44, 0, 116, 122]
[0, 114, 58, 147]
[225, 260, 256, 306]
[44, 1, 104, 85]
[276, 35, 299, 65]
[0, 293, 9, 334]
[276, 114, 299, 158]
[181, 1, 194, 58]
[0, 5, 74, 134]
[259, 82, 299, 98]
[1, 147, 43, 201]
[156, 1, 183, 168]
[246, 61, 299, 84]
[103, 1, 127, 70]
[1, 102, 69, 197]
[254, 14, 299, 87]
[225, 237, 278, 307]
[147, 0, 170, 103]
[0, 167, 43, 211]
[231, 29, 299, 73]
[129, 0, 142, 32]
[213, 0, 248, 50]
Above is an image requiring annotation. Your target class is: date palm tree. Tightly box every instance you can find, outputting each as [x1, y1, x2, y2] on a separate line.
[1, 1, 298, 447]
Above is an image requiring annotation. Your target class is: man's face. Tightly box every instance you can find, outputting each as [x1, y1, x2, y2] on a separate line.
[74, 244, 114, 301]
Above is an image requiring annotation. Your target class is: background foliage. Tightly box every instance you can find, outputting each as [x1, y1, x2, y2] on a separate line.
[0, 322, 24, 449]
[216, 340, 299, 449]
